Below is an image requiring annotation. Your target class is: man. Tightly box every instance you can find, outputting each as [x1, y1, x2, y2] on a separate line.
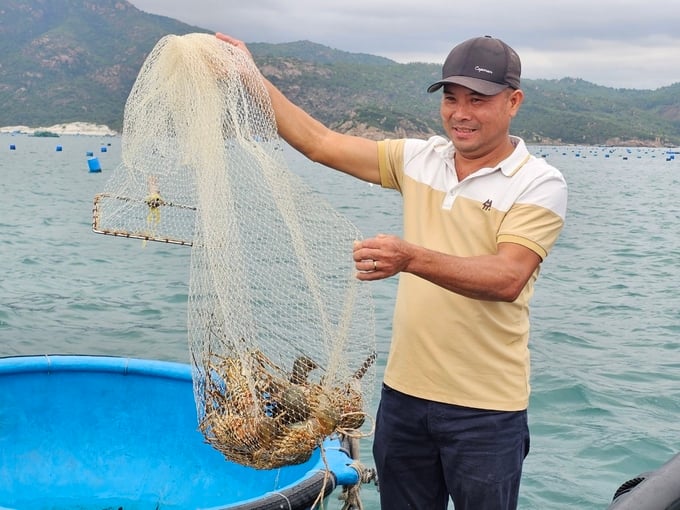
[217, 33, 567, 510]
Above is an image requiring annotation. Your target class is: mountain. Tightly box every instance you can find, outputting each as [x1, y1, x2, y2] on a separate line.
[247, 42, 680, 146]
[0, 0, 208, 130]
[1, 0, 679, 146]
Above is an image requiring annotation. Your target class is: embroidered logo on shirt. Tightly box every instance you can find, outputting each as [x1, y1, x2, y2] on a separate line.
[482, 199, 493, 211]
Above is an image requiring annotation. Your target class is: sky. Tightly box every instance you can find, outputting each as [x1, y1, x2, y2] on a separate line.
[130, 0, 680, 90]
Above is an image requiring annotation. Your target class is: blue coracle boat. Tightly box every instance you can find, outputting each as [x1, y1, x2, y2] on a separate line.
[0, 355, 363, 509]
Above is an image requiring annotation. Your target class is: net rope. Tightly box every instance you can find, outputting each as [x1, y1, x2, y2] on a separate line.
[93, 33, 376, 469]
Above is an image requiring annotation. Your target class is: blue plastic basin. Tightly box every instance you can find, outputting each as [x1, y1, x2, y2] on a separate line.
[0, 355, 358, 509]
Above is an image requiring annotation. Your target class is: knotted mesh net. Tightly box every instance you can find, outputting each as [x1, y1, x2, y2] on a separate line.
[93, 33, 376, 469]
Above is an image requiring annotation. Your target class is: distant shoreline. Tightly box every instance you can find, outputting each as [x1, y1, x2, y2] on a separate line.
[1, 123, 676, 150]
[0, 122, 117, 137]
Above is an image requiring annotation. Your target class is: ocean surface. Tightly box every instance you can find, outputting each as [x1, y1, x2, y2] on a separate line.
[1, 133, 679, 509]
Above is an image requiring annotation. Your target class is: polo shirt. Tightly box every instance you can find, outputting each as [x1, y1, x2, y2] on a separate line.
[377, 135, 567, 411]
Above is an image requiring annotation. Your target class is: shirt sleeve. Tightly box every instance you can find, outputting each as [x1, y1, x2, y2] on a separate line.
[377, 139, 406, 192]
[498, 169, 568, 260]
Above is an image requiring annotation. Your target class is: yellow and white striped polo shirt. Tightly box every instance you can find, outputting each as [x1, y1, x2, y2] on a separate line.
[377, 135, 567, 411]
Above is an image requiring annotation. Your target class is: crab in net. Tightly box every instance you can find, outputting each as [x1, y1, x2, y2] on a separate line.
[197, 346, 375, 469]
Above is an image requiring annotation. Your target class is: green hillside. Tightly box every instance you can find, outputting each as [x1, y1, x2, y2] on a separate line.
[1, 0, 679, 145]
[0, 0, 208, 130]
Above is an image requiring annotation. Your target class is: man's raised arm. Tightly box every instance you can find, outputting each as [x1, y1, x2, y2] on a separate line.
[216, 33, 381, 184]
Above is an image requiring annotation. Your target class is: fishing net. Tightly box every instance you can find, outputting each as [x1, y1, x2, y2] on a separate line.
[92, 33, 376, 469]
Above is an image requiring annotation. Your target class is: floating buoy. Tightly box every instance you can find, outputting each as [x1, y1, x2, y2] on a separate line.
[87, 157, 102, 173]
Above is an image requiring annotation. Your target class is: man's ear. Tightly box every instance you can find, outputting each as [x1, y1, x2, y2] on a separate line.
[509, 89, 524, 115]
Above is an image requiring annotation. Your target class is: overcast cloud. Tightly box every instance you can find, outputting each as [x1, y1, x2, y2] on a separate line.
[130, 0, 680, 90]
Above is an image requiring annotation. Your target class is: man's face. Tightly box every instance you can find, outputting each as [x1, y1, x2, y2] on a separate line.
[439, 84, 523, 160]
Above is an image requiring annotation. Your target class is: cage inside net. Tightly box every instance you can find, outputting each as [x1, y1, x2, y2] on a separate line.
[92, 33, 376, 469]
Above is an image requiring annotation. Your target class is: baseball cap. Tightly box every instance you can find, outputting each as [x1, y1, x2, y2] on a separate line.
[427, 36, 521, 95]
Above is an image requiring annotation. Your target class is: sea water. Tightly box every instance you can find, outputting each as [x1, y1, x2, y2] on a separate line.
[1, 134, 679, 509]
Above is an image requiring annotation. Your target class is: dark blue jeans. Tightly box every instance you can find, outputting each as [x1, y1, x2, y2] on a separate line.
[372, 384, 530, 510]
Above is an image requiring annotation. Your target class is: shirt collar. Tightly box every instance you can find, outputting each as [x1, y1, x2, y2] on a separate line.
[497, 136, 530, 177]
[439, 135, 531, 177]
